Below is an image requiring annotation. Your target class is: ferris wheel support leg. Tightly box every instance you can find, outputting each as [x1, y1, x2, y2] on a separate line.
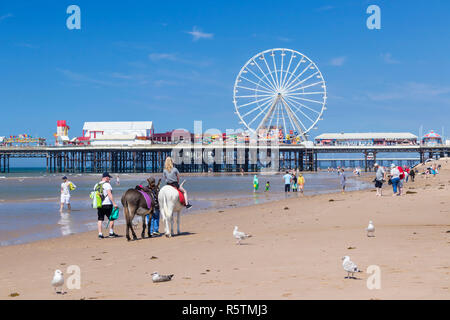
[255, 96, 280, 135]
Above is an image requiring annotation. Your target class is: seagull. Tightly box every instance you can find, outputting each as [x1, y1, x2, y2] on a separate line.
[151, 272, 174, 283]
[342, 256, 361, 279]
[366, 221, 375, 237]
[233, 226, 252, 245]
[51, 269, 64, 293]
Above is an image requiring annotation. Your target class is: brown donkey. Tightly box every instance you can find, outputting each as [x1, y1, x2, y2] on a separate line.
[121, 178, 160, 241]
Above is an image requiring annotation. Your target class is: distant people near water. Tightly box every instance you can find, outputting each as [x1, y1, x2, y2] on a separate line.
[373, 163, 386, 197]
[240, 167, 244, 176]
[390, 164, 401, 196]
[116, 175, 120, 186]
[265, 181, 270, 192]
[298, 173, 305, 194]
[339, 168, 346, 193]
[283, 171, 292, 193]
[291, 173, 298, 192]
[96, 172, 119, 238]
[253, 175, 259, 192]
[60, 176, 76, 212]
[163, 156, 192, 209]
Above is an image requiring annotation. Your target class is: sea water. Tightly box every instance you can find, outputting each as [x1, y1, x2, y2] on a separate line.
[0, 169, 371, 246]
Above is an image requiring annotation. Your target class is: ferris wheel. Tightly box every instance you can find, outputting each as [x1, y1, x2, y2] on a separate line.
[233, 48, 327, 141]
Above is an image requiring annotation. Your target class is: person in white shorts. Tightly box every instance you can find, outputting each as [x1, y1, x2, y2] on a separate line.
[60, 176, 76, 212]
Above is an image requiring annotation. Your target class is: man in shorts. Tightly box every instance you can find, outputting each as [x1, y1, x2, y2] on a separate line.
[60, 176, 76, 212]
[374, 163, 385, 197]
[97, 172, 119, 239]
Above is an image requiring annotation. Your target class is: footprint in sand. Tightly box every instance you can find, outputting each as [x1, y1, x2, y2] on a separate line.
[282, 293, 292, 297]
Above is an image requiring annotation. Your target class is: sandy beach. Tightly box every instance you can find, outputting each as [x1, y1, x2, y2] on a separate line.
[0, 161, 449, 300]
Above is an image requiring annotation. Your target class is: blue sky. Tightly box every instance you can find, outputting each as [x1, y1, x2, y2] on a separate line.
[1, 0, 450, 142]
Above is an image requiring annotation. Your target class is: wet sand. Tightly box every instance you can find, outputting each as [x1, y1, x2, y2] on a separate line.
[0, 160, 449, 300]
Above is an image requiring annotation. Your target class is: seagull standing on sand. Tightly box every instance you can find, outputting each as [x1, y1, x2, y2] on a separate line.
[366, 221, 375, 237]
[51, 269, 64, 293]
[151, 272, 174, 283]
[342, 256, 361, 279]
[233, 226, 252, 245]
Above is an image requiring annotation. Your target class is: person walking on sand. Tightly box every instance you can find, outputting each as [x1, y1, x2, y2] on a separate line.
[283, 171, 292, 193]
[374, 163, 386, 197]
[265, 181, 270, 192]
[339, 168, 346, 193]
[298, 173, 305, 194]
[96, 172, 119, 238]
[390, 164, 401, 196]
[60, 176, 76, 212]
[409, 167, 416, 182]
[116, 175, 120, 186]
[163, 157, 192, 209]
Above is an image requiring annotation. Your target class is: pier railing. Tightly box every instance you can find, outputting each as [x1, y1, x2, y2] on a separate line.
[1, 144, 449, 173]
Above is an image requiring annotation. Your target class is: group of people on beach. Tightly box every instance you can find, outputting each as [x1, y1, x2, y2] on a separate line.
[58, 156, 192, 239]
[251, 170, 305, 194]
[282, 169, 305, 193]
[373, 163, 419, 196]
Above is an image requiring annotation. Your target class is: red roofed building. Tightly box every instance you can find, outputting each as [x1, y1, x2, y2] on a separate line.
[422, 130, 442, 146]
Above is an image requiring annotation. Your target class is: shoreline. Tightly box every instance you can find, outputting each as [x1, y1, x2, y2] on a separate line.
[0, 174, 371, 247]
[1, 160, 448, 299]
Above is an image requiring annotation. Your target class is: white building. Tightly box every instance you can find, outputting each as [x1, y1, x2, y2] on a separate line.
[82, 121, 154, 146]
[315, 132, 418, 146]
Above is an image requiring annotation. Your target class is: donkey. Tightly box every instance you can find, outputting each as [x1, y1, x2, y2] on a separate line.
[121, 178, 161, 241]
[158, 180, 186, 237]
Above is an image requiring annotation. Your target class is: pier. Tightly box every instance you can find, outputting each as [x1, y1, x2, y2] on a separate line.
[1, 144, 449, 174]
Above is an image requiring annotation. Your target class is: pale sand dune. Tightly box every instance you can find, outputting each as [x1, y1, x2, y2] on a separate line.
[0, 160, 449, 300]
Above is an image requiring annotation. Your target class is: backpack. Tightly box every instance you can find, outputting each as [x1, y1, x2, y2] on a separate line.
[89, 182, 105, 209]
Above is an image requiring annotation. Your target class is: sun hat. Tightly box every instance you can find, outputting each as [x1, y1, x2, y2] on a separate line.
[390, 163, 396, 168]
[102, 172, 112, 178]
[374, 163, 379, 167]
[62, 176, 67, 180]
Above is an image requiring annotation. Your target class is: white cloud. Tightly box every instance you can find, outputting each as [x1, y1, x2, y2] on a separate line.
[0, 13, 13, 22]
[381, 53, 400, 64]
[186, 26, 214, 41]
[277, 36, 293, 42]
[148, 52, 213, 67]
[330, 56, 346, 66]
[15, 42, 38, 49]
[317, 5, 335, 12]
[57, 69, 116, 86]
[148, 53, 178, 61]
[367, 82, 450, 102]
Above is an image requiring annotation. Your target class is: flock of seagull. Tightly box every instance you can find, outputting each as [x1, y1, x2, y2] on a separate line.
[51, 220, 376, 293]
